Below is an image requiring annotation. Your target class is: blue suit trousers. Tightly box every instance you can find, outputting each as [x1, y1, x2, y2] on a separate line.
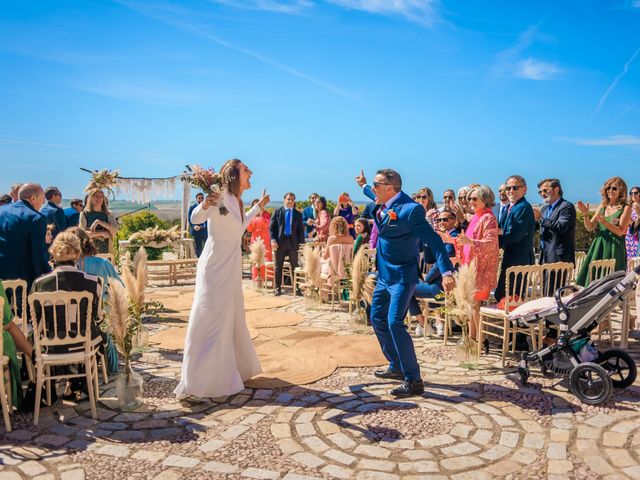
[370, 279, 420, 381]
[408, 281, 443, 316]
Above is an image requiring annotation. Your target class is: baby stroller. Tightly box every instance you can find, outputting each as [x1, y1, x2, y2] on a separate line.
[512, 264, 640, 405]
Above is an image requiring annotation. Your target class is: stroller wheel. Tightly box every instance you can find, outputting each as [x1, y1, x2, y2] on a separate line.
[569, 362, 613, 405]
[597, 349, 637, 388]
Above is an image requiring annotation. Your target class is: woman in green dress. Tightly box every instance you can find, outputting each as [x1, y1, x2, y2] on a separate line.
[576, 176, 632, 286]
[79, 189, 118, 255]
[2, 280, 34, 411]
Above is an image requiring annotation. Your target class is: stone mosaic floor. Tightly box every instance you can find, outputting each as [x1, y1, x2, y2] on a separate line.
[1, 282, 640, 480]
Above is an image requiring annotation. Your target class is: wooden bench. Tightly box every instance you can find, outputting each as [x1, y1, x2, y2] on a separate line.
[148, 259, 198, 285]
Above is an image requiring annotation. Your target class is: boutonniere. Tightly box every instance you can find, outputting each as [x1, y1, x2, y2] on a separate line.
[387, 210, 398, 220]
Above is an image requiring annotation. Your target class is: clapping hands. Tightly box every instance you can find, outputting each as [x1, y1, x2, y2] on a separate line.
[576, 201, 590, 216]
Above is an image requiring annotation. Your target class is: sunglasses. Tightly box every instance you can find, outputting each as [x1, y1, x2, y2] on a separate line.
[435, 217, 455, 223]
[505, 185, 522, 191]
[538, 188, 549, 194]
[631, 191, 640, 196]
[416, 195, 429, 200]
[468, 196, 479, 201]
[373, 181, 391, 188]
[443, 195, 454, 200]
[606, 186, 619, 192]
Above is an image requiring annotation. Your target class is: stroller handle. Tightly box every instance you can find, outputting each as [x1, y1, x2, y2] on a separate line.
[554, 284, 579, 312]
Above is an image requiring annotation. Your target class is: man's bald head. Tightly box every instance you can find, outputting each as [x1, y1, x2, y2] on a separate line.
[19, 183, 45, 210]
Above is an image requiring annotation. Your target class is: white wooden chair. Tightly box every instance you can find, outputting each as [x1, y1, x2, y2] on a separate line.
[28, 291, 100, 425]
[1, 296, 12, 432]
[538, 262, 574, 345]
[573, 251, 587, 283]
[587, 258, 616, 285]
[2, 279, 33, 381]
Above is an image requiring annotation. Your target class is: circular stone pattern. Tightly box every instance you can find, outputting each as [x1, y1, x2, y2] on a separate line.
[275, 385, 553, 476]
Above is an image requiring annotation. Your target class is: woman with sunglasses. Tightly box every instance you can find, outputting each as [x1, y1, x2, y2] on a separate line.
[576, 177, 632, 286]
[626, 186, 640, 265]
[415, 187, 438, 225]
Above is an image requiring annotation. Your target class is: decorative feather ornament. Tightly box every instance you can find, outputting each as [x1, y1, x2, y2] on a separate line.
[249, 237, 266, 267]
[106, 280, 132, 358]
[449, 260, 477, 328]
[351, 247, 371, 305]
[303, 244, 322, 290]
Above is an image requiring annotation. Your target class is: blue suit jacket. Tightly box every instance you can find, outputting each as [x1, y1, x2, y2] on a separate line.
[64, 207, 80, 227]
[499, 196, 535, 268]
[302, 205, 315, 236]
[40, 201, 67, 235]
[423, 228, 459, 284]
[0, 200, 52, 286]
[363, 186, 453, 285]
[188, 203, 207, 237]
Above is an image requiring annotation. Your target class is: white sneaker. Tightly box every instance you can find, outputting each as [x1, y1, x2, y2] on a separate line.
[414, 325, 424, 337]
[423, 322, 435, 336]
[436, 323, 444, 337]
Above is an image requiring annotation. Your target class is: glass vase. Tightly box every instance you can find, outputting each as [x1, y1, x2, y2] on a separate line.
[456, 325, 478, 369]
[133, 325, 149, 352]
[116, 368, 144, 411]
[305, 289, 320, 311]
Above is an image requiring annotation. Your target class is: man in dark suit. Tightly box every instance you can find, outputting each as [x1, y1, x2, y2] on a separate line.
[356, 169, 454, 397]
[302, 193, 318, 238]
[40, 186, 67, 237]
[535, 178, 576, 265]
[0, 183, 51, 287]
[496, 175, 536, 303]
[188, 193, 208, 257]
[64, 198, 84, 227]
[270, 192, 305, 296]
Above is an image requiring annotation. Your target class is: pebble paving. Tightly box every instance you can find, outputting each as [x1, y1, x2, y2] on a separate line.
[1, 280, 639, 479]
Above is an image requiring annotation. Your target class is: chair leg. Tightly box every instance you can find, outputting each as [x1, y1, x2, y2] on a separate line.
[45, 366, 52, 406]
[101, 355, 109, 384]
[0, 369, 11, 433]
[34, 363, 43, 426]
[443, 312, 449, 346]
[85, 359, 97, 420]
[501, 318, 510, 367]
[477, 318, 484, 358]
[93, 356, 100, 400]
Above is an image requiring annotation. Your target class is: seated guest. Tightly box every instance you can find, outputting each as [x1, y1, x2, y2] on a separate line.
[321, 217, 354, 279]
[40, 187, 67, 238]
[313, 196, 331, 242]
[69, 227, 122, 292]
[64, 198, 84, 227]
[2, 279, 34, 411]
[31, 232, 106, 399]
[334, 192, 359, 238]
[45, 224, 55, 262]
[409, 209, 460, 337]
[79, 189, 117, 255]
[0, 194, 11, 206]
[353, 217, 371, 255]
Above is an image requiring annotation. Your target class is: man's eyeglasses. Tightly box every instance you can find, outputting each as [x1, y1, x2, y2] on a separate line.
[443, 195, 454, 200]
[373, 182, 392, 188]
[538, 188, 549, 194]
[606, 186, 619, 192]
[435, 217, 455, 223]
[505, 185, 522, 192]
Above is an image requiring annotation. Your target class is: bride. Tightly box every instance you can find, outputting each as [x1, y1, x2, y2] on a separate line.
[175, 159, 269, 399]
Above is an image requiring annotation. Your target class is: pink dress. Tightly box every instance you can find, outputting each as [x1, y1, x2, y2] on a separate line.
[315, 210, 331, 242]
[456, 208, 499, 300]
[247, 211, 272, 280]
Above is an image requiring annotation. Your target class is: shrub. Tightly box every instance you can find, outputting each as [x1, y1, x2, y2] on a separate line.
[117, 211, 170, 261]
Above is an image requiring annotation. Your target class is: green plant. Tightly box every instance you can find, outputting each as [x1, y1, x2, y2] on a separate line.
[118, 212, 170, 260]
[575, 211, 596, 251]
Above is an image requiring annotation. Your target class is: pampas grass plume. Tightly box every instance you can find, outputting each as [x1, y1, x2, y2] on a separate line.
[304, 244, 321, 289]
[107, 280, 131, 354]
[249, 238, 266, 266]
[450, 260, 477, 327]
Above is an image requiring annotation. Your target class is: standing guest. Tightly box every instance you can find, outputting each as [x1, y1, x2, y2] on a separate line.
[45, 224, 55, 261]
[355, 169, 454, 397]
[415, 187, 438, 225]
[302, 193, 319, 238]
[334, 192, 359, 238]
[496, 175, 536, 304]
[442, 189, 456, 209]
[40, 186, 67, 238]
[626, 186, 640, 264]
[64, 198, 84, 227]
[494, 184, 509, 224]
[0, 183, 51, 287]
[9, 184, 22, 203]
[535, 178, 576, 264]
[270, 192, 304, 296]
[188, 193, 208, 257]
[247, 198, 272, 280]
[79, 189, 118, 255]
[0, 194, 11, 206]
[576, 177, 632, 286]
[313, 196, 331, 242]
[353, 217, 371, 255]
[452, 186, 471, 229]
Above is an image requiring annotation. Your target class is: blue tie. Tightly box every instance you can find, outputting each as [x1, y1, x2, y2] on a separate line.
[285, 208, 292, 236]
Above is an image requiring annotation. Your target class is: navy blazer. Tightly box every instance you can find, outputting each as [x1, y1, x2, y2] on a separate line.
[302, 205, 315, 236]
[270, 207, 305, 248]
[363, 186, 453, 285]
[63, 207, 80, 227]
[188, 203, 207, 237]
[40, 201, 67, 235]
[0, 200, 52, 286]
[423, 228, 459, 285]
[539, 198, 576, 264]
[499, 197, 536, 268]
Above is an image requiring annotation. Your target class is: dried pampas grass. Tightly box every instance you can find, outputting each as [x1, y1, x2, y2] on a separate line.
[128, 225, 181, 245]
[249, 237, 266, 266]
[449, 260, 477, 327]
[303, 244, 322, 290]
[107, 280, 132, 356]
[351, 247, 371, 304]
[120, 247, 148, 321]
[362, 275, 377, 306]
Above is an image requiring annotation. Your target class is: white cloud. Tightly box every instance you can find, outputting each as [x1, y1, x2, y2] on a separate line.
[515, 58, 562, 80]
[209, 0, 313, 14]
[558, 135, 640, 147]
[595, 47, 640, 112]
[325, 0, 439, 26]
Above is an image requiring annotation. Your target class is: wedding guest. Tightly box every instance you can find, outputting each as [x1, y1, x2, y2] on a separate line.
[452, 186, 471, 229]
[79, 189, 117, 255]
[64, 198, 84, 227]
[494, 184, 509, 224]
[247, 198, 272, 280]
[302, 193, 319, 238]
[626, 186, 640, 264]
[188, 193, 208, 257]
[40, 186, 67, 238]
[270, 192, 304, 296]
[334, 192, 359, 238]
[415, 187, 438, 225]
[322, 217, 354, 259]
[576, 177, 632, 286]
[0, 194, 11, 206]
[353, 217, 371, 255]
[0, 183, 51, 287]
[69, 227, 122, 292]
[442, 189, 455, 209]
[535, 178, 576, 264]
[9, 184, 22, 203]
[45, 224, 55, 260]
[313, 196, 331, 242]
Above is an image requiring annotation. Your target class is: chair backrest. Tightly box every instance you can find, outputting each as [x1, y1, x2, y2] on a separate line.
[2, 279, 28, 336]
[96, 253, 115, 265]
[328, 243, 354, 280]
[587, 259, 616, 285]
[540, 262, 574, 297]
[504, 264, 542, 310]
[28, 291, 94, 353]
[574, 251, 587, 281]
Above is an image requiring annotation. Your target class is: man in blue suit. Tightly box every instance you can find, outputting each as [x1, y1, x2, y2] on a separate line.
[64, 198, 84, 227]
[40, 186, 67, 238]
[0, 183, 51, 287]
[302, 193, 318, 238]
[496, 175, 536, 303]
[189, 193, 208, 257]
[356, 169, 455, 397]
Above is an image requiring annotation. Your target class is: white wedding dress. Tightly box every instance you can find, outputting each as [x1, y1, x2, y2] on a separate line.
[174, 189, 262, 398]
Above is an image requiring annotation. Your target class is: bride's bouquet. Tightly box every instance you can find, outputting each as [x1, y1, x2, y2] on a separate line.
[184, 165, 229, 215]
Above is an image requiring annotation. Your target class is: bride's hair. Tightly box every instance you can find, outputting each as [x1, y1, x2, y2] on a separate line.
[220, 159, 242, 198]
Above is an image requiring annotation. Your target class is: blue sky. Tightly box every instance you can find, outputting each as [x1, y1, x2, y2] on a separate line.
[1, 0, 639, 204]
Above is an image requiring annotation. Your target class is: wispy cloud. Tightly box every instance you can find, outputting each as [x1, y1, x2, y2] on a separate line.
[515, 58, 562, 80]
[557, 135, 640, 147]
[325, 0, 439, 26]
[115, 0, 363, 102]
[209, 0, 313, 13]
[595, 47, 640, 112]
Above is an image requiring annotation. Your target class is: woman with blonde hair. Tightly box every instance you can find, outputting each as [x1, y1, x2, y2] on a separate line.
[322, 216, 354, 259]
[415, 187, 438, 225]
[175, 159, 270, 401]
[576, 176, 632, 286]
[79, 189, 117, 254]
